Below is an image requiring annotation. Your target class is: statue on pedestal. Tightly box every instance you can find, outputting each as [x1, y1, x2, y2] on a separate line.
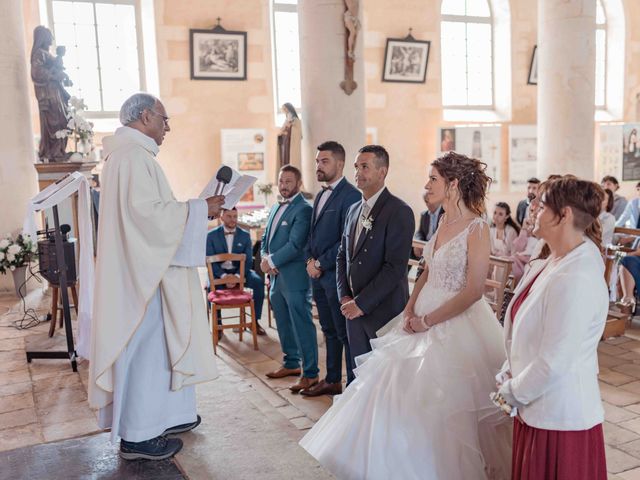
[277, 103, 302, 169]
[30, 26, 72, 162]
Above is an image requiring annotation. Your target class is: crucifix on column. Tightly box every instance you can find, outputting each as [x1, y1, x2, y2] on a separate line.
[339, 0, 360, 95]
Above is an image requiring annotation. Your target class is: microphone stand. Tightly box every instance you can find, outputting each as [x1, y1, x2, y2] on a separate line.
[26, 204, 78, 372]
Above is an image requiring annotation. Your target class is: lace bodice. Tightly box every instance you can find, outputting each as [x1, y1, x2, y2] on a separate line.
[421, 217, 486, 293]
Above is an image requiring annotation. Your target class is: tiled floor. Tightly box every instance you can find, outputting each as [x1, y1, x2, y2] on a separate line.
[7, 286, 640, 479]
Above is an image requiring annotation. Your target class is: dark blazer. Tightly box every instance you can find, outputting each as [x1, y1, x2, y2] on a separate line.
[414, 207, 444, 243]
[206, 226, 253, 278]
[336, 188, 415, 332]
[260, 193, 312, 292]
[305, 178, 361, 273]
[516, 199, 529, 226]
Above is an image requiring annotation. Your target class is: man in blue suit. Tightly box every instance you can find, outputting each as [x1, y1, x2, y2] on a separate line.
[206, 207, 266, 335]
[300, 141, 361, 396]
[260, 165, 318, 393]
[337, 145, 414, 369]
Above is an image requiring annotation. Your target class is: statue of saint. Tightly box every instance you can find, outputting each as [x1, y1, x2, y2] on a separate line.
[30, 26, 72, 162]
[277, 103, 302, 169]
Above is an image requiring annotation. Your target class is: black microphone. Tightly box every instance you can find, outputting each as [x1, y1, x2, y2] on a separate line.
[214, 166, 233, 195]
[60, 224, 71, 241]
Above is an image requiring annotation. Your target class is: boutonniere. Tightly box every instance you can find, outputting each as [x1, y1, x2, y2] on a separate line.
[361, 214, 374, 232]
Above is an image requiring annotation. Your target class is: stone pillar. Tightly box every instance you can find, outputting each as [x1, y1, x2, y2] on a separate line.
[298, 0, 366, 193]
[537, 0, 596, 179]
[0, 1, 38, 291]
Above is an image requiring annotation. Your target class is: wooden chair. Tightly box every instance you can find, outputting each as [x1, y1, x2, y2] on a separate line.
[206, 253, 258, 354]
[408, 239, 426, 283]
[48, 282, 78, 337]
[484, 256, 513, 317]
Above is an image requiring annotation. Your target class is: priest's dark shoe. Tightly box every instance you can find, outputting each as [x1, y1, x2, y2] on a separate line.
[256, 322, 266, 335]
[266, 367, 301, 378]
[119, 435, 183, 461]
[300, 380, 342, 397]
[163, 415, 202, 435]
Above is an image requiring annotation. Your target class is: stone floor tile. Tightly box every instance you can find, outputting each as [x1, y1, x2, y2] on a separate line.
[605, 422, 640, 445]
[601, 344, 631, 356]
[601, 382, 640, 407]
[243, 378, 289, 408]
[28, 359, 76, 381]
[615, 364, 640, 379]
[620, 418, 640, 436]
[620, 352, 640, 362]
[290, 416, 315, 430]
[0, 369, 30, 386]
[0, 423, 44, 453]
[0, 391, 34, 415]
[36, 399, 96, 426]
[601, 369, 637, 387]
[605, 402, 640, 424]
[606, 445, 640, 474]
[0, 407, 37, 430]
[276, 405, 306, 420]
[607, 337, 634, 346]
[32, 372, 82, 393]
[278, 389, 332, 422]
[41, 416, 101, 443]
[0, 381, 31, 397]
[621, 340, 640, 352]
[0, 337, 24, 352]
[601, 354, 631, 369]
[33, 384, 87, 410]
[619, 467, 640, 479]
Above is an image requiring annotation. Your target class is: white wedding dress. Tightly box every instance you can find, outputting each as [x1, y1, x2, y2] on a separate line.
[300, 218, 512, 480]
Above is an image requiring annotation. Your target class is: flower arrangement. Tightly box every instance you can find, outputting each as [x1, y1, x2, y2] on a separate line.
[0, 233, 37, 274]
[55, 96, 94, 155]
[257, 182, 274, 205]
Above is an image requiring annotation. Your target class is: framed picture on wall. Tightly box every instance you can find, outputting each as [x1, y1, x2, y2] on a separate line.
[527, 45, 538, 85]
[190, 24, 247, 80]
[382, 35, 430, 83]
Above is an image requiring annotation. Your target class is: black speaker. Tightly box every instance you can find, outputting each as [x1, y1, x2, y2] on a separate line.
[38, 239, 76, 284]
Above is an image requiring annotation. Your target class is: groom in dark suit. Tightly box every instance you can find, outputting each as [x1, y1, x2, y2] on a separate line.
[301, 141, 361, 396]
[261, 165, 318, 393]
[337, 145, 415, 368]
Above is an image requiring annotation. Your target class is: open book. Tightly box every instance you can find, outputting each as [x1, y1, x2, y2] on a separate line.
[199, 167, 257, 209]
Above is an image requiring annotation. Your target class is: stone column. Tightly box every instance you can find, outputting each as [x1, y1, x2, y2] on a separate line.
[298, 0, 366, 193]
[537, 0, 596, 179]
[0, 0, 38, 291]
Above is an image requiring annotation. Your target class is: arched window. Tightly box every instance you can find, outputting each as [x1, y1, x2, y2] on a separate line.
[271, 0, 301, 120]
[440, 0, 493, 108]
[44, 0, 148, 116]
[595, 0, 606, 108]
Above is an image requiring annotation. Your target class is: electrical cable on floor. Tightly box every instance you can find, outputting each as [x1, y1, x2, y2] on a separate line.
[1, 261, 50, 330]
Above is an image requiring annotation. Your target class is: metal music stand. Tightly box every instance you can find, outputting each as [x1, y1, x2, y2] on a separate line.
[26, 204, 78, 372]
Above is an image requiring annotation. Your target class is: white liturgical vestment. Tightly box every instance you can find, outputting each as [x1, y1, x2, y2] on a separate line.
[89, 127, 217, 442]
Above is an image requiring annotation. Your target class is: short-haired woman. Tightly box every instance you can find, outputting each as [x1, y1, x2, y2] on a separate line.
[498, 176, 609, 480]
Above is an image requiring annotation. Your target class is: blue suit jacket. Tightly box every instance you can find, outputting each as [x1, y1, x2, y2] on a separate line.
[305, 178, 361, 273]
[261, 194, 312, 292]
[206, 226, 253, 278]
[336, 188, 415, 331]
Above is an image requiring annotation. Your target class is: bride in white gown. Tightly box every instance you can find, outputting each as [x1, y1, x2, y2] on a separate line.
[300, 153, 512, 480]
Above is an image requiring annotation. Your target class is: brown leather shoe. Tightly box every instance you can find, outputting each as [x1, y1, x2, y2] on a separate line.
[289, 376, 319, 393]
[300, 380, 342, 397]
[266, 367, 301, 379]
[256, 323, 266, 336]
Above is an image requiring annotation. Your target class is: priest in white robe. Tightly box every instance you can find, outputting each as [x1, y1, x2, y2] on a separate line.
[89, 93, 224, 461]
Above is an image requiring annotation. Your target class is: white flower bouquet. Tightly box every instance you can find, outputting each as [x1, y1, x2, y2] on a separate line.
[55, 96, 94, 154]
[0, 233, 37, 274]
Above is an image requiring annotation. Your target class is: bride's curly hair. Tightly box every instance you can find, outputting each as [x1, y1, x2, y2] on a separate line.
[431, 152, 492, 216]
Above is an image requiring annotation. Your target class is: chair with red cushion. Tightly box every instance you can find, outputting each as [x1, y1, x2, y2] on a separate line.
[206, 253, 259, 354]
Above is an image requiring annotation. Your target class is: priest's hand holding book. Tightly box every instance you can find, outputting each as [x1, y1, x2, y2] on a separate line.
[206, 195, 225, 219]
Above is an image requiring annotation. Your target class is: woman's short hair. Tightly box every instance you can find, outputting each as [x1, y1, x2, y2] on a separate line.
[431, 152, 491, 216]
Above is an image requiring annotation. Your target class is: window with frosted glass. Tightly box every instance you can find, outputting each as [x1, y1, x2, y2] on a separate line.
[49, 0, 143, 113]
[595, 0, 606, 107]
[272, 0, 301, 113]
[440, 0, 493, 107]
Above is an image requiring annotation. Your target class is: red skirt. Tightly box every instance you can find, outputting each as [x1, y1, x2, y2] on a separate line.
[512, 419, 607, 480]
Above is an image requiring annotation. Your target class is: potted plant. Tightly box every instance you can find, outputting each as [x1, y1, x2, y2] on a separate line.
[0, 233, 37, 297]
[55, 96, 94, 161]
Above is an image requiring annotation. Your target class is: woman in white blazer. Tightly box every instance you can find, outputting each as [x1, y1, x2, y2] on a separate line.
[497, 177, 609, 480]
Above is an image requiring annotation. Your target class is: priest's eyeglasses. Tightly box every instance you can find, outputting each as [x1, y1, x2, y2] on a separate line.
[148, 109, 170, 126]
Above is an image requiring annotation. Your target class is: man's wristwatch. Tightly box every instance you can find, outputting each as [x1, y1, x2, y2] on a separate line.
[314, 259, 322, 271]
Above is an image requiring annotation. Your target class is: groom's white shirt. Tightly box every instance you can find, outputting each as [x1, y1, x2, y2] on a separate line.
[500, 240, 608, 431]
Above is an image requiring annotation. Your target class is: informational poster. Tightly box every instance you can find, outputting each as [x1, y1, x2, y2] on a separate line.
[598, 124, 623, 181]
[508, 125, 537, 192]
[623, 123, 640, 181]
[220, 129, 266, 205]
[455, 126, 502, 185]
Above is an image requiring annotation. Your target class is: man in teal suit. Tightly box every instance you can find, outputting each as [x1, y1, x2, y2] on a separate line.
[206, 207, 265, 335]
[260, 165, 318, 393]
